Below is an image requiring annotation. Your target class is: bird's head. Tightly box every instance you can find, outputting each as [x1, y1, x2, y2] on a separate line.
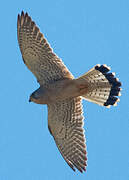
[29, 91, 39, 104]
[29, 87, 46, 104]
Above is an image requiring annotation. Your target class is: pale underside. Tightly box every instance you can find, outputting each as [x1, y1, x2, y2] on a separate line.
[17, 11, 74, 86]
[17, 11, 87, 172]
[48, 97, 87, 172]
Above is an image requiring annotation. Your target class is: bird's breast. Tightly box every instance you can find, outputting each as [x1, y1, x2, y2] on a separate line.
[45, 79, 79, 103]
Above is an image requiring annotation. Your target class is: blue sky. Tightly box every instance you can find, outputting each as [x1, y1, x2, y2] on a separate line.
[0, 0, 128, 179]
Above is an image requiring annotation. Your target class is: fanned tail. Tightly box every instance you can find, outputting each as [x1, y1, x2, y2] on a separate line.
[76, 64, 122, 108]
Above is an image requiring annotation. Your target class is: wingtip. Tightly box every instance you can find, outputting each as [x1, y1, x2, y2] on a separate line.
[17, 13, 20, 19]
[78, 165, 86, 173]
[17, 13, 21, 36]
[21, 10, 24, 16]
[17, 14, 20, 24]
[17, 11, 23, 24]
[24, 12, 29, 18]
[18, 10, 27, 17]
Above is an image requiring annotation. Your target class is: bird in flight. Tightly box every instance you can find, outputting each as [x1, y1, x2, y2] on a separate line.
[17, 11, 121, 173]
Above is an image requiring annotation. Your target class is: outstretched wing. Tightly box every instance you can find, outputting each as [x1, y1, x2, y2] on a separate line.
[47, 97, 87, 172]
[17, 11, 73, 85]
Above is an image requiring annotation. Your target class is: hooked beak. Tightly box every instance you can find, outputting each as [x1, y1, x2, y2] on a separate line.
[29, 97, 31, 102]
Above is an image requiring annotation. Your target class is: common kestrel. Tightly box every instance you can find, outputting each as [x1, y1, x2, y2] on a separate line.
[17, 11, 121, 173]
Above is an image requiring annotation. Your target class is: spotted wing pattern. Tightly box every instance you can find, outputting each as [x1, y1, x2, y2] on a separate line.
[47, 97, 87, 172]
[17, 11, 73, 85]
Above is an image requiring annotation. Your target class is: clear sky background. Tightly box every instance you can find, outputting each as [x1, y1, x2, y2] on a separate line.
[0, 0, 128, 180]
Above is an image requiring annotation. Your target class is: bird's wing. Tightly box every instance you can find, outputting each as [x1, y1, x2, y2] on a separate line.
[17, 11, 73, 85]
[47, 97, 87, 172]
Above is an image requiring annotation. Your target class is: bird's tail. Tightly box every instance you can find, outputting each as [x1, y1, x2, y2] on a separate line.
[76, 64, 122, 108]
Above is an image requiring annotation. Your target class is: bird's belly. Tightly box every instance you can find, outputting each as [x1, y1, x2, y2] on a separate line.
[47, 79, 80, 103]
